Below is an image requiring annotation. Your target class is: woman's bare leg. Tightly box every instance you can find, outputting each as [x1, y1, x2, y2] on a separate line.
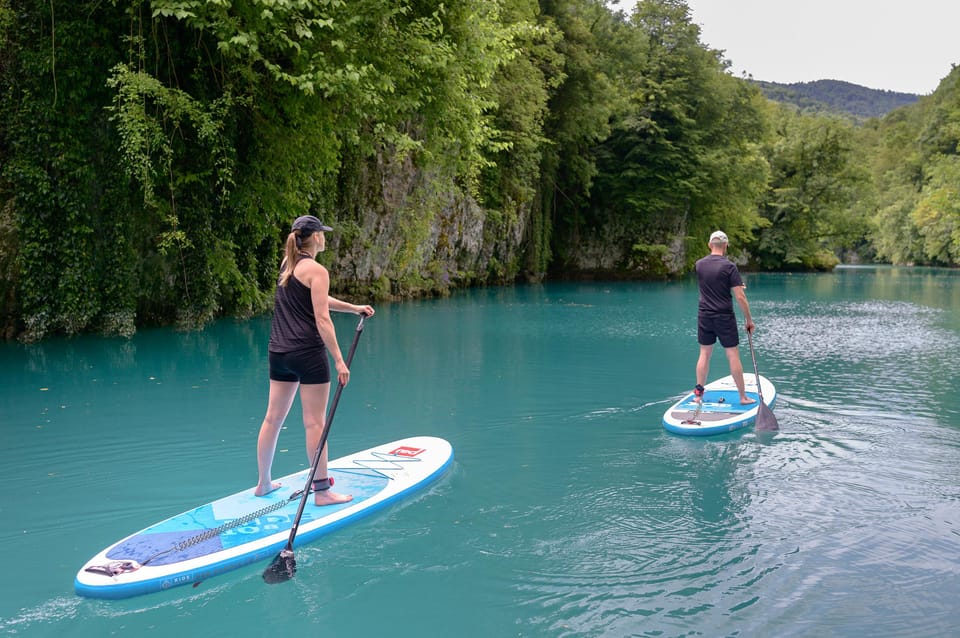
[300, 382, 353, 506]
[255, 380, 299, 496]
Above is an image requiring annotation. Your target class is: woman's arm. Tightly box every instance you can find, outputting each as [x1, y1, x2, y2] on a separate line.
[329, 295, 375, 317]
[305, 263, 349, 385]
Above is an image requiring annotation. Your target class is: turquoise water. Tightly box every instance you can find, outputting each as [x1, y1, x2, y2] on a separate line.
[2, 267, 959, 637]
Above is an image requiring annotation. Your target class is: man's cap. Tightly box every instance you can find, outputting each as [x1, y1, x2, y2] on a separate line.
[291, 215, 333, 234]
[709, 230, 728, 244]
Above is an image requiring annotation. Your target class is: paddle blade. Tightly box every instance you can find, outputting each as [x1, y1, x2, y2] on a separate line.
[756, 401, 779, 432]
[263, 549, 296, 584]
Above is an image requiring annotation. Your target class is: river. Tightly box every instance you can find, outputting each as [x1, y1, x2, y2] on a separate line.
[1, 266, 958, 637]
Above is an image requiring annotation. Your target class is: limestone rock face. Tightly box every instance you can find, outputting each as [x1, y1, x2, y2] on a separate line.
[333, 158, 531, 299]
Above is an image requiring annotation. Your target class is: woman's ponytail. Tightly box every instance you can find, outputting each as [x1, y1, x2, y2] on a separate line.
[278, 232, 299, 287]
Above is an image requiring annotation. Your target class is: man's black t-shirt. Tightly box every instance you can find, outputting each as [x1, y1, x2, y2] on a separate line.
[695, 254, 744, 315]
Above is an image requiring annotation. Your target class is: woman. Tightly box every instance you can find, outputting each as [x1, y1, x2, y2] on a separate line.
[255, 215, 374, 506]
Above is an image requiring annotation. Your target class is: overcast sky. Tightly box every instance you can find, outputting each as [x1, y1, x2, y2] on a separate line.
[615, 0, 960, 95]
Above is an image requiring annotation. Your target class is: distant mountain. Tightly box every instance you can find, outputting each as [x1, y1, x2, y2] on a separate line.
[752, 79, 920, 120]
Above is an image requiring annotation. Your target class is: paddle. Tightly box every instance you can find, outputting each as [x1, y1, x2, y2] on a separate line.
[263, 312, 368, 584]
[746, 328, 779, 432]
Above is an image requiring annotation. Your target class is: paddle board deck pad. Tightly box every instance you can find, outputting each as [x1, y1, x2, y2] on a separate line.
[662, 374, 776, 436]
[75, 436, 453, 599]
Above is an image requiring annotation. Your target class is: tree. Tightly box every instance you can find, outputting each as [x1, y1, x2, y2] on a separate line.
[753, 106, 868, 269]
[584, 0, 768, 275]
[538, 0, 637, 275]
[870, 65, 960, 265]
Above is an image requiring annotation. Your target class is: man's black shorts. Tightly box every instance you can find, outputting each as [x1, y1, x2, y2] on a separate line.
[269, 346, 330, 384]
[698, 313, 740, 348]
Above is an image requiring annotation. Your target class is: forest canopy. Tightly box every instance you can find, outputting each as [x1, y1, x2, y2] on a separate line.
[1, 0, 958, 341]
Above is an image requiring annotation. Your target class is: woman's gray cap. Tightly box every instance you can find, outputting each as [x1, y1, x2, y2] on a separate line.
[292, 215, 332, 234]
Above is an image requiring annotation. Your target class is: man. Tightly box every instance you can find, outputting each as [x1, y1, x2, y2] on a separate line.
[694, 230, 756, 404]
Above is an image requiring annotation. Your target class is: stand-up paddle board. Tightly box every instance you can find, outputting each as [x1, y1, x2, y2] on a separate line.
[75, 435, 453, 599]
[662, 374, 775, 436]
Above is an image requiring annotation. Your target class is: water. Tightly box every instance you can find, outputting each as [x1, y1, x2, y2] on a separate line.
[1, 267, 959, 637]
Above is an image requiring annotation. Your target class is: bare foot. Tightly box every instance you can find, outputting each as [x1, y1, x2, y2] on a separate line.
[740, 396, 757, 405]
[254, 481, 282, 496]
[314, 490, 353, 507]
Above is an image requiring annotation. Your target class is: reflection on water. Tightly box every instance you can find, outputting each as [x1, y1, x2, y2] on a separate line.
[1, 269, 959, 637]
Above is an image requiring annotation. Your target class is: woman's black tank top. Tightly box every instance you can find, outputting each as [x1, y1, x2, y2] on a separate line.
[268, 256, 325, 353]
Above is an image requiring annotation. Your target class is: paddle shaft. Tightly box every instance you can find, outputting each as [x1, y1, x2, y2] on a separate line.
[746, 328, 765, 404]
[281, 313, 366, 552]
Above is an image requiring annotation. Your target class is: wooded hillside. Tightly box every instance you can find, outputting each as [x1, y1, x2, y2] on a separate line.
[753, 79, 920, 120]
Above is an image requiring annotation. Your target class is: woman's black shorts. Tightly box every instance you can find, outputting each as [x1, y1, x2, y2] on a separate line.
[697, 313, 740, 348]
[269, 346, 330, 384]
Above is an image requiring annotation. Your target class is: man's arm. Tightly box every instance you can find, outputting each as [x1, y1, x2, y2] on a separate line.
[733, 286, 755, 333]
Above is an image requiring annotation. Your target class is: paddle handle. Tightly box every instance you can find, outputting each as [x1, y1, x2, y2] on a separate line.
[283, 313, 367, 550]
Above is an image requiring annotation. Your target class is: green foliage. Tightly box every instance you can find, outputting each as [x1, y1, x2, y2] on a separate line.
[869, 65, 960, 265]
[1, 0, 136, 340]
[478, 0, 562, 279]
[753, 105, 867, 269]
[913, 155, 960, 263]
[584, 0, 768, 272]
[539, 0, 640, 271]
[0, 0, 12, 53]
[629, 242, 672, 277]
[105, 51, 267, 328]
[106, 63, 237, 213]
[1, 0, 521, 337]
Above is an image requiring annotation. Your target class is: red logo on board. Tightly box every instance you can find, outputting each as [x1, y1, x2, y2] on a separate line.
[389, 446, 426, 457]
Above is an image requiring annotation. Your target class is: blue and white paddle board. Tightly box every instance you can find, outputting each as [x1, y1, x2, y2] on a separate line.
[75, 435, 453, 599]
[662, 374, 775, 436]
